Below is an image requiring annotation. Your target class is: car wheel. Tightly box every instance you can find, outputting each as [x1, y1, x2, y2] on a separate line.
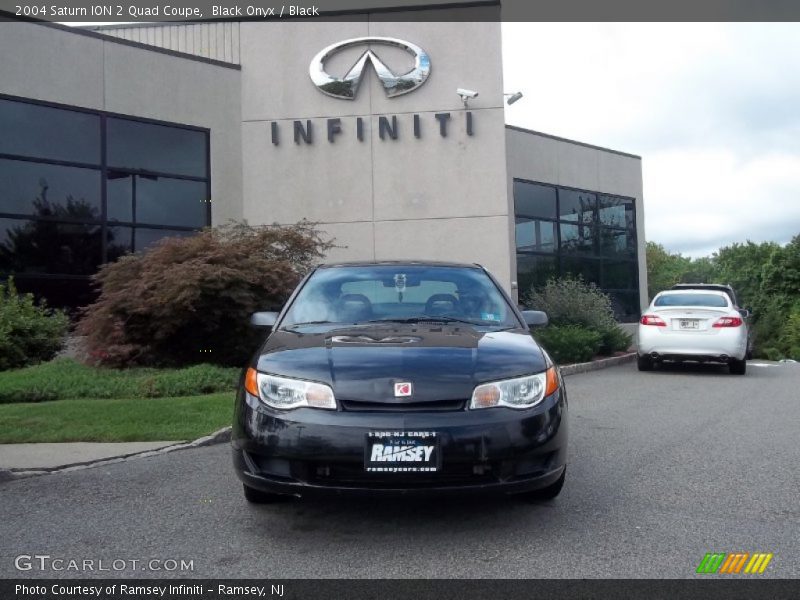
[729, 359, 747, 375]
[637, 355, 654, 371]
[242, 483, 284, 504]
[519, 468, 566, 501]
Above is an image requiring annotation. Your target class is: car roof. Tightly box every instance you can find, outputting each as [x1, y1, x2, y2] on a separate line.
[317, 260, 483, 269]
[658, 289, 728, 294]
[672, 283, 735, 291]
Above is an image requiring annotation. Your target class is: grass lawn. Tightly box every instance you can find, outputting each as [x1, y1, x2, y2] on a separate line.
[0, 392, 234, 443]
[0, 358, 239, 403]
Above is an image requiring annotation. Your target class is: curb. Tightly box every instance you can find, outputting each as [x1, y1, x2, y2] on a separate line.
[3, 426, 232, 481]
[559, 352, 637, 376]
[2, 357, 635, 481]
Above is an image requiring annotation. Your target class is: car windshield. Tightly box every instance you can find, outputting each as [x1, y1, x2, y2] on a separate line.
[654, 293, 729, 308]
[281, 265, 519, 329]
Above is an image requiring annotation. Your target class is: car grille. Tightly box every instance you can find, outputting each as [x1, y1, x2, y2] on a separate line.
[339, 399, 466, 412]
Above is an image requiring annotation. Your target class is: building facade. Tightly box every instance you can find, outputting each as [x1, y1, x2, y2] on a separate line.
[0, 6, 646, 319]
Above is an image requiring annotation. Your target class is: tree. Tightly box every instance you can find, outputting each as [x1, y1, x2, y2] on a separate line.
[76, 221, 334, 367]
[713, 240, 781, 310]
[645, 242, 690, 299]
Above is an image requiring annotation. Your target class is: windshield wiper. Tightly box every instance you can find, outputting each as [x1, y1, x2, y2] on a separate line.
[284, 320, 336, 328]
[364, 316, 484, 326]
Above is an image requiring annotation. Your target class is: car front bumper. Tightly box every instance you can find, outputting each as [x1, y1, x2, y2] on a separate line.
[232, 386, 567, 497]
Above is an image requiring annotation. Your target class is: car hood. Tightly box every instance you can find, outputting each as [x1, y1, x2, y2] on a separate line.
[255, 325, 547, 403]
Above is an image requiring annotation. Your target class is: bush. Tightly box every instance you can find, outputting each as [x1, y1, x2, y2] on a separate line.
[524, 276, 630, 358]
[525, 276, 617, 330]
[533, 325, 602, 364]
[76, 221, 333, 367]
[0, 358, 239, 404]
[751, 296, 785, 358]
[0, 278, 69, 371]
[596, 324, 634, 355]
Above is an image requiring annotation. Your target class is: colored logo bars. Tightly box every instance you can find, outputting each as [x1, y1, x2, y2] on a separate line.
[696, 552, 773, 574]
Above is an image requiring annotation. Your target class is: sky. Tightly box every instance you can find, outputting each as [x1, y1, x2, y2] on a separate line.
[502, 23, 800, 258]
[64, 22, 799, 258]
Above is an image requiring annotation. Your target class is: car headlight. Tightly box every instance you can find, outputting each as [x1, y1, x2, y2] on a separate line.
[244, 368, 336, 410]
[469, 367, 559, 410]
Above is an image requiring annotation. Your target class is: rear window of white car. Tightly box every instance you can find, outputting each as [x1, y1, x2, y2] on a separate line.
[654, 293, 728, 307]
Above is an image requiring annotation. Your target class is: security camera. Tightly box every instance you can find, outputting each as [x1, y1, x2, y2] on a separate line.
[457, 88, 479, 100]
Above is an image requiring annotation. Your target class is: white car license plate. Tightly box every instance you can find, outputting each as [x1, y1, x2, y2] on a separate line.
[365, 431, 439, 472]
[679, 319, 699, 330]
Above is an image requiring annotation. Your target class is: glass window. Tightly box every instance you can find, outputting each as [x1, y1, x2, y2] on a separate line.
[134, 227, 197, 253]
[654, 293, 729, 308]
[513, 181, 557, 220]
[598, 195, 634, 228]
[516, 254, 557, 295]
[560, 256, 601, 286]
[281, 265, 518, 328]
[0, 99, 101, 164]
[602, 261, 638, 289]
[136, 177, 207, 227]
[558, 189, 596, 224]
[107, 118, 207, 178]
[559, 223, 595, 255]
[515, 218, 556, 253]
[0, 98, 210, 310]
[106, 226, 132, 262]
[598, 227, 636, 257]
[0, 158, 101, 218]
[106, 173, 207, 227]
[0, 218, 101, 276]
[106, 175, 134, 223]
[606, 291, 640, 322]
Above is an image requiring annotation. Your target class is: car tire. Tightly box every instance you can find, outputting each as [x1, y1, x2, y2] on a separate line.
[637, 355, 654, 371]
[242, 483, 284, 504]
[729, 359, 747, 375]
[519, 468, 566, 501]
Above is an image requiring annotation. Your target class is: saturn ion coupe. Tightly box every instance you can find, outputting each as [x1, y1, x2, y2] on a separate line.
[637, 289, 749, 374]
[232, 261, 568, 502]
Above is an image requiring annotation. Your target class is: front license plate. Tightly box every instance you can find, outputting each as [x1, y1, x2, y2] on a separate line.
[365, 431, 439, 472]
[680, 319, 699, 330]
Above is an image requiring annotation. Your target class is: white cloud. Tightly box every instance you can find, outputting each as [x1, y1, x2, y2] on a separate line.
[502, 23, 800, 257]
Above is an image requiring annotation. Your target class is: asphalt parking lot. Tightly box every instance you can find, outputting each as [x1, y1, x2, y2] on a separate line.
[1, 361, 798, 579]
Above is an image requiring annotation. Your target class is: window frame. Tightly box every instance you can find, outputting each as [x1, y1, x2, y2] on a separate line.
[0, 92, 211, 270]
[513, 178, 641, 321]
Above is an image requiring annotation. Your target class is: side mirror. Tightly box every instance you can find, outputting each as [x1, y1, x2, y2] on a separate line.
[738, 308, 751, 319]
[521, 310, 549, 328]
[250, 311, 278, 329]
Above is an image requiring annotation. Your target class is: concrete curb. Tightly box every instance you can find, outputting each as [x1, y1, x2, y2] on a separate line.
[2, 356, 635, 481]
[559, 352, 637, 376]
[3, 426, 232, 481]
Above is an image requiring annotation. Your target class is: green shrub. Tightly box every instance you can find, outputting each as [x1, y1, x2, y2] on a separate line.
[596, 324, 634, 355]
[525, 276, 617, 330]
[0, 278, 69, 371]
[752, 296, 800, 360]
[524, 277, 629, 359]
[533, 325, 602, 365]
[76, 221, 333, 367]
[0, 358, 239, 404]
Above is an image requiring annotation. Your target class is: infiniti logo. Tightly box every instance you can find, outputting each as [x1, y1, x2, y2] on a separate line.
[309, 37, 431, 100]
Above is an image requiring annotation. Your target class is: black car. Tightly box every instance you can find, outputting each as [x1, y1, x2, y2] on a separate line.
[232, 261, 567, 502]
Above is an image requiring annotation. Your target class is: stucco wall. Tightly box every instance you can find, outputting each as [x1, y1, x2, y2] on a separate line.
[238, 7, 513, 289]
